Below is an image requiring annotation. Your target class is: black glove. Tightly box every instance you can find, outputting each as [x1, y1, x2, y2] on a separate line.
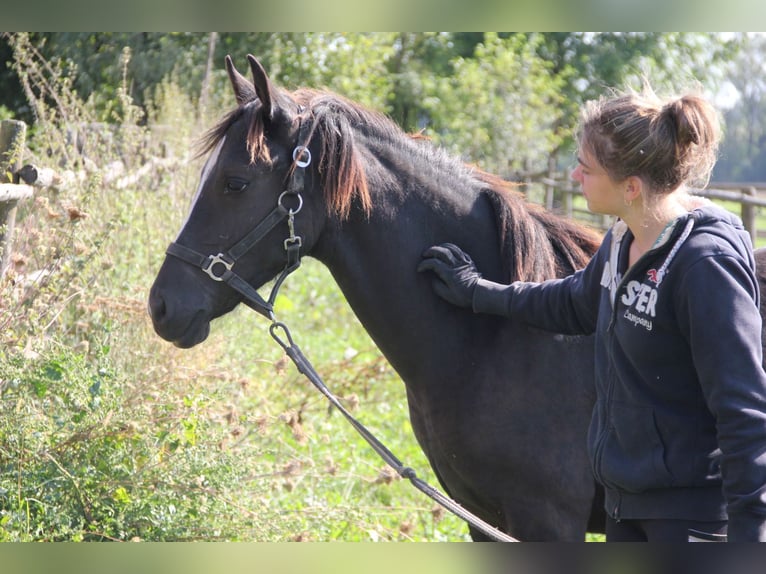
[417, 243, 483, 308]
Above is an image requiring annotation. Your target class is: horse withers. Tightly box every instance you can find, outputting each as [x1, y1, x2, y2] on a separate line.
[149, 54, 606, 541]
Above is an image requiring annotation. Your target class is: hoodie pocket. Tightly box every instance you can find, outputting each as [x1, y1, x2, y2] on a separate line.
[598, 403, 674, 493]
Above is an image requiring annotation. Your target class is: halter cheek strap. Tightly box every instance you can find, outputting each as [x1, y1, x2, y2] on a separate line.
[166, 120, 312, 320]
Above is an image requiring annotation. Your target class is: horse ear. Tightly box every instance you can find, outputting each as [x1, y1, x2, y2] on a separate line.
[225, 55, 256, 105]
[247, 54, 275, 120]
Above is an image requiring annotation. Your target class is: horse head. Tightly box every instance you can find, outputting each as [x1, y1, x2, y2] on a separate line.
[148, 55, 326, 348]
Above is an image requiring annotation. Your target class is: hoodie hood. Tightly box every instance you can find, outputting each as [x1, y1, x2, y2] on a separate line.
[687, 200, 754, 261]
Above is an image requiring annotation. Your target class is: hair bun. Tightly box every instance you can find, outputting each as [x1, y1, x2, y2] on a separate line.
[663, 96, 705, 146]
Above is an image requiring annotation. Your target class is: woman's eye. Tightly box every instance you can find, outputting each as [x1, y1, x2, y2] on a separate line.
[224, 179, 249, 194]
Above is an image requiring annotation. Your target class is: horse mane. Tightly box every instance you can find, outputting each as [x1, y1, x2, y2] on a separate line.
[199, 87, 601, 281]
[473, 169, 602, 282]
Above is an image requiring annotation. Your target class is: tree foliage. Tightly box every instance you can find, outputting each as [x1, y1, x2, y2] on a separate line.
[422, 33, 565, 176]
[0, 32, 759, 181]
[714, 33, 766, 181]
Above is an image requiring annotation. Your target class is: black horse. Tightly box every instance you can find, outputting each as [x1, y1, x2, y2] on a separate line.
[149, 55, 607, 541]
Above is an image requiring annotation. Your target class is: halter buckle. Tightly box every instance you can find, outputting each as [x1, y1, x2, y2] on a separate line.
[202, 253, 234, 281]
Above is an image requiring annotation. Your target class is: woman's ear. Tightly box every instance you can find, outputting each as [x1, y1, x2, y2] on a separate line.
[624, 175, 644, 204]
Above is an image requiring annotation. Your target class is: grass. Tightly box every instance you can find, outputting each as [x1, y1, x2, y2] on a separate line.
[1, 240, 470, 542]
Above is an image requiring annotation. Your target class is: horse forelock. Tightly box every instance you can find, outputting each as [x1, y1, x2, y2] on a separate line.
[197, 103, 272, 166]
[198, 88, 380, 220]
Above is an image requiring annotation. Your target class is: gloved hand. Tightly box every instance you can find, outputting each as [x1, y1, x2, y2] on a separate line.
[417, 243, 483, 308]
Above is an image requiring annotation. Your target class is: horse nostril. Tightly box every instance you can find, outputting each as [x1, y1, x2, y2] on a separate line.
[148, 291, 167, 321]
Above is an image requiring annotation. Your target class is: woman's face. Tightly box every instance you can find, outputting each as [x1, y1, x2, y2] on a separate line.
[570, 147, 626, 217]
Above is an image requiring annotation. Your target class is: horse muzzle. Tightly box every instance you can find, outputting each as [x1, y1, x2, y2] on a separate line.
[148, 266, 216, 348]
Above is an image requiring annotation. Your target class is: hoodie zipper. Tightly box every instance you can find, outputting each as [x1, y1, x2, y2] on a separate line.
[592, 217, 694, 499]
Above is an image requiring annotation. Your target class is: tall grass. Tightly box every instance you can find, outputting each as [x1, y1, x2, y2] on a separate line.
[0, 34, 468, 542]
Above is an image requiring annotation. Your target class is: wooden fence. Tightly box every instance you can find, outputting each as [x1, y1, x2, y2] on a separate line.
[0, 118, 191, 278]
[0, 120, 34, 278]
[521, 174, 766, 244]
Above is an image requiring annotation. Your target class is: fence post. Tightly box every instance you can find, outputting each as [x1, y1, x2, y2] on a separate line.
[520, 158, 532, 200]
[564, 179, 574, 218]
[544, 155, 555, 210]
[742, 186, 757, 245]
[0, 119, 28, 277]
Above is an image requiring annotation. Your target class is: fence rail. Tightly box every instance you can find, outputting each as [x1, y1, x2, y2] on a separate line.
[0, 118, 191, 278]
[521, 174, 766, 243]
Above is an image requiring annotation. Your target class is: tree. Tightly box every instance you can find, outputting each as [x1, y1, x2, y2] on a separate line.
[532, 33, 737, 163]
[0, 33, 746, 181]
[714, 33, 766, 182]
[422, 33, 565, 177]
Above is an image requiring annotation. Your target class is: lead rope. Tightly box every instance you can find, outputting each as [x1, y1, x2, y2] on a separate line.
[268, 320, 518, 543]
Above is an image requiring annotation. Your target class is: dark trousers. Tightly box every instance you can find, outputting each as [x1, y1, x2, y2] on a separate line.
[606, 516, 728, 542]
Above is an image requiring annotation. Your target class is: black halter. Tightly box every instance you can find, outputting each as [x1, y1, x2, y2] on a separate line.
[166, 122, 312, 320]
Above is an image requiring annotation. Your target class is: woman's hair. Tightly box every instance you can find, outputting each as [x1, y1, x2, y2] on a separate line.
[578, 85, 721, 194]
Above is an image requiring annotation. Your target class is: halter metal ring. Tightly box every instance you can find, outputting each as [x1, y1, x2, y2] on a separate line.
[292, 146, 312, 168]
[202, 253, 233, 281]
[278, 191, 303, 215]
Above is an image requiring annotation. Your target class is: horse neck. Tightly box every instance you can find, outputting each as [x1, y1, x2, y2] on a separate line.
[310, 149, 503, 383]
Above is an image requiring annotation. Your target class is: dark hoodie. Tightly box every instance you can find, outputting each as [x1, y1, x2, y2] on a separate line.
[473, 203, 766, 541]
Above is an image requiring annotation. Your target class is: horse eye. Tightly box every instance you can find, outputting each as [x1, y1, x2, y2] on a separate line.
[224, 179, 249, 195]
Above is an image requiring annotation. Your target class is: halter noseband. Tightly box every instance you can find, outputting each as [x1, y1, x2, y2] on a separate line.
[165, 119, 312, 320]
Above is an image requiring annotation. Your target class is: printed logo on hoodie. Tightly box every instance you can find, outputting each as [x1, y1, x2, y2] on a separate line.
[607, 218, 696, 333]
[621, 280, 657, 331]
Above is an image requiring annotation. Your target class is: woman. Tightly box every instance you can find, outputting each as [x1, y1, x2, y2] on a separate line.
[418, 86, 766, 542]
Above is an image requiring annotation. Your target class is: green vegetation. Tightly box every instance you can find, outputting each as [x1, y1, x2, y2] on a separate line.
[0, 33, 469, 542]
[1, 32, 764, 542]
